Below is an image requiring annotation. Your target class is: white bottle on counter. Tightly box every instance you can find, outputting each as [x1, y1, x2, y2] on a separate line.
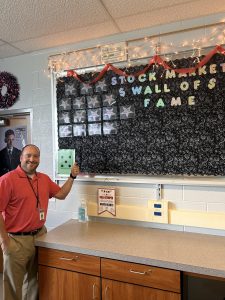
[78, 199, 87, 222]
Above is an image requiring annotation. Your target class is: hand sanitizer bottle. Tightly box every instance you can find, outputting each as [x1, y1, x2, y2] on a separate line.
[78, 199, 87, 222]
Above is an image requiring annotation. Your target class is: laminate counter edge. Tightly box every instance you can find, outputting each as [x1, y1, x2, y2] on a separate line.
[35, 219, 225, 279]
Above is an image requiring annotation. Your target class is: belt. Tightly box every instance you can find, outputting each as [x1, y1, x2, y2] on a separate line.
[9, 227, 42, 236]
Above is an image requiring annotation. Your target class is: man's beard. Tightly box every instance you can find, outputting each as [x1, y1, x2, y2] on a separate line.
[22, 162, 39, 174]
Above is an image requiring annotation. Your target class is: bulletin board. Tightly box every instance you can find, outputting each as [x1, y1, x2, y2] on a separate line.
[56, 51, 225, 176]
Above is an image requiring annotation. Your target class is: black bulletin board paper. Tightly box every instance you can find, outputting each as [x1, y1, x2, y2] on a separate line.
[56, 53, 225, 176]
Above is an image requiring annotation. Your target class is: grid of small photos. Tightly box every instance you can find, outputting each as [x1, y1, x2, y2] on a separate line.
[58, 78, 135, 138]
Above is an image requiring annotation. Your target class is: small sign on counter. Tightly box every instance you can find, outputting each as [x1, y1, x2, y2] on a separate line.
[98, 188, 116, 216]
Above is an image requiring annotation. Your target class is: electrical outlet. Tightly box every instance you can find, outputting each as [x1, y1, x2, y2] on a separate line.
[148, 200, 169, 223]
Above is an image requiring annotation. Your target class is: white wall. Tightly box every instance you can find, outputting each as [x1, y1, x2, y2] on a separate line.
[1, 12, 225, 235]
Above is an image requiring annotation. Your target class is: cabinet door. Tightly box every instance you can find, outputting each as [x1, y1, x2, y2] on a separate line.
[101, 258, 180, 293]
[39, 265, 100, 300]
[38, 247, 100, 276]
[102, 279, 181, 300]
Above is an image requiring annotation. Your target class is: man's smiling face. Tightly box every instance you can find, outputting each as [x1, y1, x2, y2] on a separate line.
[20, 145, 40, 175]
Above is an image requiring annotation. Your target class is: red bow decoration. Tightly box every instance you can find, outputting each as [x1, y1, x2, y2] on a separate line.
[66, 45, 225, 84]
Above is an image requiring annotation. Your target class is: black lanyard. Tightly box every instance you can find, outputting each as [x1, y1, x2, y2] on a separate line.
[26, 175, 40, 208]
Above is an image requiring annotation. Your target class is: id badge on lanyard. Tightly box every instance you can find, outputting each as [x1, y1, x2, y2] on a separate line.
[27, 176, 45, 221]
[39, 208, 45, 221]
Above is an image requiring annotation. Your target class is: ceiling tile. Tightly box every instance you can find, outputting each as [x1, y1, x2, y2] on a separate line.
[0, 0, 110, 42]
[0, 44, 24, 59]
[12, 21, 119, 52]
[116, 0, 225, 32]
[103, 0, 194, 18]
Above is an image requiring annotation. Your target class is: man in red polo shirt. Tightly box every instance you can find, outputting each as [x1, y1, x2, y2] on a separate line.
[0, 144, 80, 300]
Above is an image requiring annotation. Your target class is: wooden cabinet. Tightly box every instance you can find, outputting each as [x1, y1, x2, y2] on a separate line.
[38, 247, 100, 276]
[39, 265, 100, 300]
[38, 248, 181, 300]
[38, 247, 101, 300]
[102, 279, 180, 300]
[101, 258, 181, 300]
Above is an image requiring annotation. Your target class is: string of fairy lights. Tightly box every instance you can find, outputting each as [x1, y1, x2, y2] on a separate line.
[47, 22, 225, 76]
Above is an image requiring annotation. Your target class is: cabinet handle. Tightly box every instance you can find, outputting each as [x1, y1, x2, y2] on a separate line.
[59, 256, 79, 261]
[92, 283, 97, 299]
[104, 286, 110, 300]
[129, 269, 152, 275]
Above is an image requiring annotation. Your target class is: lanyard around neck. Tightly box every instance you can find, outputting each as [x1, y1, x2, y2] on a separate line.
[26, 175, 40, 208]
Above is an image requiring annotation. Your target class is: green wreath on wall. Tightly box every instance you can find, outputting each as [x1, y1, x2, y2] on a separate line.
[0, 72, 20, 109]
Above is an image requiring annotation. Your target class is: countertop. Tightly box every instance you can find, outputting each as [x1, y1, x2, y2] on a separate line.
[35, 219, 225, 278]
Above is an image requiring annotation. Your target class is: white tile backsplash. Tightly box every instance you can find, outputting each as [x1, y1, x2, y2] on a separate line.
[116, 184, 154, 198]
[163, 185, 183, 201]
[55, 185, 79, 212]
[170, 201, 206, 211]
[45, 210, 73, 229]
[207, 202, 225, 213]
[75, 182, 100, 195]
[90, 216, 184, 232]
[183, 186, 225, 202]
[117, 196, 148, 207]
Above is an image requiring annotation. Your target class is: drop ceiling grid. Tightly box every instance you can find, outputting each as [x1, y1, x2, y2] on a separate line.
[0, 0, 111, 42]
[115, 0, 225, 31]
[102, 0, 197, 18]
[0, 0, 224, 59]
[11, 21, 119, 53]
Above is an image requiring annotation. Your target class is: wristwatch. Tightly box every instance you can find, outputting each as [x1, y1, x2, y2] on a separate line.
[70, 173, 77, 179]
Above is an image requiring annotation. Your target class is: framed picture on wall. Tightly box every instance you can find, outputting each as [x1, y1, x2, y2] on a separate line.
[0, 126, 27, 176]
[0, 126, 27, 151]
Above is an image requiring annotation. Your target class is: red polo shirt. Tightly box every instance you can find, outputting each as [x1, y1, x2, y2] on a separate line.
[0, 166, 61, 232]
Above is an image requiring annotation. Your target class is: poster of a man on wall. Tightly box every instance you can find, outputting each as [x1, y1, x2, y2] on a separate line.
[0, 126, 27, 176]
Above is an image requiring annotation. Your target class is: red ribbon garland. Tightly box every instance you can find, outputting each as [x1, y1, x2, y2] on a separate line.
[66, 45, 225, 84]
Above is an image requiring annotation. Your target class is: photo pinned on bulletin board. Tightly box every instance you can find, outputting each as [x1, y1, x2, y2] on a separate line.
[98, 188, 116, 216]
[57, 149, 75, 177]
